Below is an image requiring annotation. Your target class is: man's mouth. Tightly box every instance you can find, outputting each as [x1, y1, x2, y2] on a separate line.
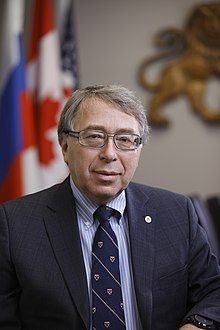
[95, 170, 119, 175]
[93, 170, 121, 178]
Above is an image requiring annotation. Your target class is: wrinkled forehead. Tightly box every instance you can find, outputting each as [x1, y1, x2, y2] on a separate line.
[78, 96, 120, 114]
[74, 96, 135, 124]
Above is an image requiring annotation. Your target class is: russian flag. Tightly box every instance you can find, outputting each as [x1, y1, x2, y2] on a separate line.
[0, 0, 39, 203]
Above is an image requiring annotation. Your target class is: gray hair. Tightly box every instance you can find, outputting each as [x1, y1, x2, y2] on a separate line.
[58, 84, 150, 144]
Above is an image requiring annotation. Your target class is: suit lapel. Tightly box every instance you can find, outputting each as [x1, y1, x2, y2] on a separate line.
[126, 183, 156, 329]
[43, 178, 89, 328]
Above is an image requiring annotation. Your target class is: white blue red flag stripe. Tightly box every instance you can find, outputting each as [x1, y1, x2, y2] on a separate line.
[0, 0, 35, 202]
[0, 35, 24, 187]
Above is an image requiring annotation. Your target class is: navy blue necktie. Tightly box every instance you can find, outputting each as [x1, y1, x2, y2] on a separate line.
[92, 206, 126, 329]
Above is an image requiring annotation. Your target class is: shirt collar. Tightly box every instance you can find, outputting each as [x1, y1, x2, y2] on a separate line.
[70, 176, 126, 225]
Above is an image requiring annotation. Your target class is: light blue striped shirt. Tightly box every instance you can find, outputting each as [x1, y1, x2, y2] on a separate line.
[70, 177, 142, 330]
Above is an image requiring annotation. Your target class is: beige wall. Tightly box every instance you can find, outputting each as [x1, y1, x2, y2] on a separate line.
[74, 0, 220, 198]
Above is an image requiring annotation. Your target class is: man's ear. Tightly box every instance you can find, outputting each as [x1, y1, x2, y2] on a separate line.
[59, 134, 69, 164]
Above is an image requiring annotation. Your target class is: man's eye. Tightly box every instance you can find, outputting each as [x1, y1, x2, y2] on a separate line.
[117, 136, 132, 143]
[85, 133, 104, 140]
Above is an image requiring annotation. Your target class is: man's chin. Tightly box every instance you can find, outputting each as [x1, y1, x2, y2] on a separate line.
[89, 187, 123, 205]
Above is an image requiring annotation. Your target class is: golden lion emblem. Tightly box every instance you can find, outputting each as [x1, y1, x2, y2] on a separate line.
[139, 3, 220, 126]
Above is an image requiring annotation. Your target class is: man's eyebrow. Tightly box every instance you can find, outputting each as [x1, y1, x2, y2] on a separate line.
[82, 125, 138, 134]
[82, 125, 106, 131]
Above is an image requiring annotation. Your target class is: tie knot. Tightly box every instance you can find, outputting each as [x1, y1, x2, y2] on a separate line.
[93, 205, 120, 224]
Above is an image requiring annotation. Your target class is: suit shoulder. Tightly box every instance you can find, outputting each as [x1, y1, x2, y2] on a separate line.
[0, 178, 74, 234]
[128, 182, 195, 227]
[129, 181, 189, 205]
[0, 180, 66, 214]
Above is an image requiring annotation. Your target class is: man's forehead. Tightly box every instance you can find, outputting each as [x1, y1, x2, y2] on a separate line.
[77, 97, 136, 121]
[73, 97, 140, 132]
[78, 97, 119, 112]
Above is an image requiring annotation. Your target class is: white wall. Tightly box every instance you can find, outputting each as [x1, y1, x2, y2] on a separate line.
[74, 0, 220, 198]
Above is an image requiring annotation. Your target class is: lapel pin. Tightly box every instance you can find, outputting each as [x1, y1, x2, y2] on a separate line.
[145, 215, 152, 223]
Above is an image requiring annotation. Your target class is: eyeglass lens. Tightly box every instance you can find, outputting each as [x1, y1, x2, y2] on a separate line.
[79, 130, 140, 150]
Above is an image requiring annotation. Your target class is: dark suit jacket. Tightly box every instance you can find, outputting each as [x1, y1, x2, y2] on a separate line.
[1, 178, 220, 329]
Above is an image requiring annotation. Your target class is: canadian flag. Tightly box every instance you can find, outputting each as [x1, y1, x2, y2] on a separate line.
[27, 0, 68, 190]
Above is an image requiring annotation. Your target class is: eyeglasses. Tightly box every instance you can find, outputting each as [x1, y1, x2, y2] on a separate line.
[65, 129, 142, 151]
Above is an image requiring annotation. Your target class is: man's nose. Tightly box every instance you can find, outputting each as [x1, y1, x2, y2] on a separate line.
[99, 137, 117, 162]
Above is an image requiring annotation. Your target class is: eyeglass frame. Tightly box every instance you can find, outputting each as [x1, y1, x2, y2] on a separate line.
[64, 129, 142, 151]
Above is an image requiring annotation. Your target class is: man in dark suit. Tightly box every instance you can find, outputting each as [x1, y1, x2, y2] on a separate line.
[0, 85, 220, 329]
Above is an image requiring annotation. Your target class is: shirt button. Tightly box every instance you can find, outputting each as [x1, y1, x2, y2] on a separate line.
[145, 215, 152, 223]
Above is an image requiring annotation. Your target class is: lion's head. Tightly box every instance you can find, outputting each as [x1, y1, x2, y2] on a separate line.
[186, 3, 220, 56]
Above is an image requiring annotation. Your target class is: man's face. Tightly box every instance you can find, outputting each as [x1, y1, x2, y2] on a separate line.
[61, 99, 142, 204]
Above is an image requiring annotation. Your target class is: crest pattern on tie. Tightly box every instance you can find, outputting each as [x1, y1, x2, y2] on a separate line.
[92, 206, 126, 329]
